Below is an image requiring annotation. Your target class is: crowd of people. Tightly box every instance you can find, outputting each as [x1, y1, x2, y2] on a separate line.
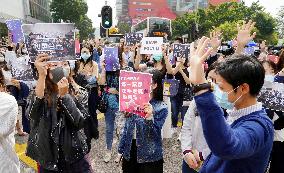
[0, 20, 283, 173]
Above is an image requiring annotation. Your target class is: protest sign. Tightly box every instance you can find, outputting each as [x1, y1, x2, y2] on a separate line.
[119, 70, 152, 118]
[5, 19, 25, 43]
[258, 81, 284, 112]
[173, 43, 190, 59]
[140, 37, 163, 54]
[104, 47, 120, 71]
[22, 23, 75, 62]
[11, 56, 34, 81]
[125, 33, 143, 46]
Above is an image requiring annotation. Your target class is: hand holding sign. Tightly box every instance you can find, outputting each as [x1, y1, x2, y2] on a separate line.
[144, 103, 154, 119]
[125, 33, 143, 46]
[119, 70, 152, 118]
[140, 37, 163, 55]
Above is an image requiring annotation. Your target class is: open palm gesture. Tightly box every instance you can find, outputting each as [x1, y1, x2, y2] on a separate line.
[189, 37, 213, 85]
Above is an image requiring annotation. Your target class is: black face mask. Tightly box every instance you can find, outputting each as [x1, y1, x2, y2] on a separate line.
[50, 67, 65, 84]
[7, 46, 13, 51]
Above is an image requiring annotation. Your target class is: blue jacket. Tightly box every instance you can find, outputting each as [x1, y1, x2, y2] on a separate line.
[274, 74, 284, 83]
[118, 99, 168, 163]
[195, 92, 274, 173]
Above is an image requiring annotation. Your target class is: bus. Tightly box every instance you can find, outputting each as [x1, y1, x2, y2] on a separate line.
[131, 17, 172, 40]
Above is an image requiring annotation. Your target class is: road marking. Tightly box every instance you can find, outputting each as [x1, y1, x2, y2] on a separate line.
[15, 143, 38, 171]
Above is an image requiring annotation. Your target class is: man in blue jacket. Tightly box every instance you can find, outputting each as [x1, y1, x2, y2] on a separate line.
[187, 32, 274, 172]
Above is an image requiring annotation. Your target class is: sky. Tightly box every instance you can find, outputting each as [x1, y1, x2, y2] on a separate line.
[87, 0, 284, 28]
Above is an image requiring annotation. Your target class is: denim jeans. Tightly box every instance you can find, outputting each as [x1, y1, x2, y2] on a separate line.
[182, 160, 198, 173]
[170, 94, 189, 127]
[105, 108, 119, 150]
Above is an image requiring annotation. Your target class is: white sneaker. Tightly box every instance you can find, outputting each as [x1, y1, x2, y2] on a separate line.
[171, 128, 177, 135]
[177, 132, 181, 141]
[115, 153, 122, 163]
[104, 150, 112, 163]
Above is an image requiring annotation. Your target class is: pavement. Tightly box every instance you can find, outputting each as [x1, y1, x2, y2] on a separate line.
[16, 114, 183, 173]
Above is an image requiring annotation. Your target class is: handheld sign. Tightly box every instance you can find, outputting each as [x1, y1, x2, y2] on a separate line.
[22, 23, 76, 62]
[125, 33, 143, 46]
[173, 43, 190, 59]
[104, 47, 120, 71]
[258, 81, 284, 112]
[119, 70, 152, 118]
[5, 19, 25, 43]
[11, 56, 34, 81]
[140, 37, 163, 55]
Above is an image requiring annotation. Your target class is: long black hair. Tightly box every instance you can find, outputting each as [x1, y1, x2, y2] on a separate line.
[146, 68, 163, 101]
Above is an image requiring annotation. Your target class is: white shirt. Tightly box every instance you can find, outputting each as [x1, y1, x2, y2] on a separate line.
[0, 92, 20, 173]
[226, 102, 263, 125]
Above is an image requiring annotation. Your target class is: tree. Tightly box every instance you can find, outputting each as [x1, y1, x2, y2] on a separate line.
[50, 0, 94, 41]
[117, 22, 131, 34]
[276, 6, 284, 39]
[172, 2, 277, 44]
[0, 23, 8, 38]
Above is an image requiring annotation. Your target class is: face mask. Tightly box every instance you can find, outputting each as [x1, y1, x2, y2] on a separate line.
[50, 67, 66, 84]
[213, 84, 242, 110]
[264, 74, 274, 82]
[22, 48, 28, 54]
[81, 53, 90, 61]
[69, 61, 76, 71]
[152, 54, 163, 62]
[0, 55, 4, 62]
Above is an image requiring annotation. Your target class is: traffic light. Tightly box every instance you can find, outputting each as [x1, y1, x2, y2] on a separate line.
[101, 6, 112, 29]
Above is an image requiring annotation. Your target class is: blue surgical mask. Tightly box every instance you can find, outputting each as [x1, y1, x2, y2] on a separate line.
[152, 54, 163, 62]
[81, 53, 90, 61]
[264, 74, 274, 82]
[213, 84, 242, 110]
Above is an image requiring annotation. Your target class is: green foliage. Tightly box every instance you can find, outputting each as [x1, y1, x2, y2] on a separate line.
[172, 2, 277, 43]
[0, 23, 8, 38]
[50, 0, 94, 41]
[276, 6, 284, 39]
[117, 22, 131, 34]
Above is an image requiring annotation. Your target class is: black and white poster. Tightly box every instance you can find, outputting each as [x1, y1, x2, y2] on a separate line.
[125, 33, 143, 46]
[173, 43, 190, 59]
[22, 23, 75, 62]
[258, 81, 284, 112]
[11, 55, 34, 81]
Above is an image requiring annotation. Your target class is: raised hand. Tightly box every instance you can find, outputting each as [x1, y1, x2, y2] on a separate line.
[210, 30, 222, 50]
[57, 77, 69, 97]
[236, 20, 256, 47]
[34, 54, 49, 77]
[189, 37, 213, 85]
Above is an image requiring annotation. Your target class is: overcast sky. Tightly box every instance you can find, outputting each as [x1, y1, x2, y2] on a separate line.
[87, 0, 284, 28]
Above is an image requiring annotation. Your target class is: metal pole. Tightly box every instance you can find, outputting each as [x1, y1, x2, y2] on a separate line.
[106, 29, 109, 38]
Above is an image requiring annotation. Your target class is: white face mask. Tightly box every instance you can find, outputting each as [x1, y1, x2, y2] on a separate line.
[0, 56, 4, 62]
[264, 74, 274, 82]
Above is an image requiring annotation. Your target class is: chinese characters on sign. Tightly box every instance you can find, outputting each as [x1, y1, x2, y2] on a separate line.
[104, 47, 120, 71]
[125, 33, 143, 46]
[140, 37, 163, 54]
[173, 43, 190, 59]
[22, 23, 76, 62]
[119, 70, 153, 118]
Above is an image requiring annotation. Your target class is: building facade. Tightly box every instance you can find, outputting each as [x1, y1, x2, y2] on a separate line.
[0, 0, 52, 24]
[116, 0, 131, 24]
[128, 0, 176, 25]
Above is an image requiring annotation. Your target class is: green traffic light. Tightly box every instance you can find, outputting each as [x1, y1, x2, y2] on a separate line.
[105, 21, 110, 25]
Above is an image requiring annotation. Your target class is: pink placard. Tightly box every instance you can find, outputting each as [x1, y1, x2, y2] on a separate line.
[119, 70, 153, 118]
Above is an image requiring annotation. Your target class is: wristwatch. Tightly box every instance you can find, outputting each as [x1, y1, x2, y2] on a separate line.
[192, 82, 214, 93]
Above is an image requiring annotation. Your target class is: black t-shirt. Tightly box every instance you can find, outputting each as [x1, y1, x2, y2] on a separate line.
[168, 65, 189, 95]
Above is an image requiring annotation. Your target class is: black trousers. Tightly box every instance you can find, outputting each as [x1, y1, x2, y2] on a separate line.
[269, 141, 284, 173]
[122, 140, 163, 173]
